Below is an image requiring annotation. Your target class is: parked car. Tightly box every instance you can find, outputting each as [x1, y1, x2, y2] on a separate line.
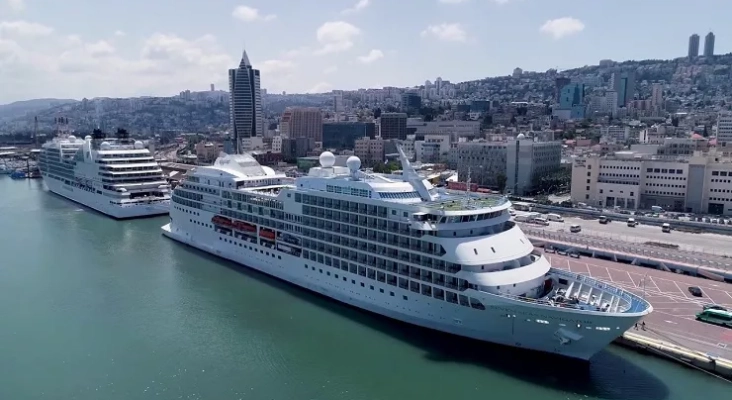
[568, 251, 580, 259]
[703, 304, 727, 311]
[569, 224, 582, 233]
[688, 286, 703, 297]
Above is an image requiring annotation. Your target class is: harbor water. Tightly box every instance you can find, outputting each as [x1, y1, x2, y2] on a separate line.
[0, 177, 729, 399]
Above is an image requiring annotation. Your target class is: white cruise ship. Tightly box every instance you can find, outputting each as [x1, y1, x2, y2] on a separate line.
[38, 128, 170, 219]
[162, 150, 652, 360]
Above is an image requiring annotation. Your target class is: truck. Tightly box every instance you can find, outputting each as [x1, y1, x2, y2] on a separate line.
[662, 223, 671, 233]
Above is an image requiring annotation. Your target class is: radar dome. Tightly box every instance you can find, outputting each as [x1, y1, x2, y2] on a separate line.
[319, 151, 336, 168]
[134, 140, 144, 149]
[516, 133, 526, 140]
[346, 156, 361, 172]
[100, 142, 111, 150]
[84, 135, 92, 141]
[68, 135, 77, 141]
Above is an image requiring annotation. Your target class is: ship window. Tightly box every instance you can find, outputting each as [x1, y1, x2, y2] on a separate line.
[380, 288, 384, 293]
[390, 291, 394, 296]
[361, 282, 365, 287]
[370, 285, 374, 290]
[474, 248, 477, 255]
[352, 280, 356, 284]
[403, 295, 408, 300]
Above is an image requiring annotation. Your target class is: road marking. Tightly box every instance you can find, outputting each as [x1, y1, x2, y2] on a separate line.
[647, 276, 662, 292]
[626, 271, 638, 287]
[673, 281, 691, 299]
[664, 320, 678, 324]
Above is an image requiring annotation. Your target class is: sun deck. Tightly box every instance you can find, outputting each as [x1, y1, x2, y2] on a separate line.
[422, 191, 509, 211]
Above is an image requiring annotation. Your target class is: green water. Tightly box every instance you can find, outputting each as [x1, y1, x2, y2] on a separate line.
[0, 177, 728, 399]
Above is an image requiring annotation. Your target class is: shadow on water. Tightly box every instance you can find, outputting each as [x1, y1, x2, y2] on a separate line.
[172, 242, 670, 400]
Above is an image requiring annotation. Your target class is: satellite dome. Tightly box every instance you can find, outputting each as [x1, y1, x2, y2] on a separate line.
[319, 151, 336, 168]
[84, 135, 92, 141]
[100, 141, 111, 150]
[346, 156, 361, 172]
[134, 140, 144, 149]
[516, 133, 526, 140]
[68, 135, 77, 141]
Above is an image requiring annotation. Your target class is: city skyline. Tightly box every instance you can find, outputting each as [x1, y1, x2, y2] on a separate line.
[2, 0, 732, 104]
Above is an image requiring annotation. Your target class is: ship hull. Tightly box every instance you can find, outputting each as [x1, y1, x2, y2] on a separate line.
[163, 215, 642, 361]
[43, 175, 169, 219]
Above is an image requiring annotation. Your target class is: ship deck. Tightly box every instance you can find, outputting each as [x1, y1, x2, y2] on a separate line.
[545, 252, 732, 360]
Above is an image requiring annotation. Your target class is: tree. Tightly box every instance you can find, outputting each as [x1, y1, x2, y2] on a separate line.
[495, 173, 507, 193]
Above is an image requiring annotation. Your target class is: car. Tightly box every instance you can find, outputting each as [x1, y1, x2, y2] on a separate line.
[568, 251, 580, 259]
[703, 304, 727, 311]
[688, 286, 703, 297]
[544, 246, 556, 254]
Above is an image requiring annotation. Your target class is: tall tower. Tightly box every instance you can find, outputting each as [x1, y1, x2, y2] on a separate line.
[688, 34, 700, 58]
[228, 49, 263, 154]
[704, 32, 715, 57]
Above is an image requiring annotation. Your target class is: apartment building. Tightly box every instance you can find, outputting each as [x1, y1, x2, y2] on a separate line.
[571, 150, 732, 215]
[355, 137, 385, 166]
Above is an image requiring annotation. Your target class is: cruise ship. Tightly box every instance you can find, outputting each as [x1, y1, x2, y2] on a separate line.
[162, 150, 652, 360]
[38, 128, 170, 219]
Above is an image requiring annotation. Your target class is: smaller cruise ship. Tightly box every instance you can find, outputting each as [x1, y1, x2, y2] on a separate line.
[38, 128, 170, 219]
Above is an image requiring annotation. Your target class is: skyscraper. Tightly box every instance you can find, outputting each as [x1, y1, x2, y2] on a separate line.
[688, 34, 700, 58]
[228, 49, 263, 154]
[704, 32, 715, 57]
[289, 107, 323, 143]
[610, 71, 636, 107]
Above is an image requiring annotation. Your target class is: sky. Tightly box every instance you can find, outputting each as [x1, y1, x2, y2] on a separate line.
[1, 0, 732, 104]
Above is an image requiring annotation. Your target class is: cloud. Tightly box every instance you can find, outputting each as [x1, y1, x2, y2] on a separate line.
[0, 20, 53, 37]
[314, 21, 360, 55]
[307, 82, 332, 93]
[323, 65, 338, 74]
[114, 30, 125, 37]
[539, 17, 585, 39]
[357, 49, 383, 64]
[341, 0, 370, 14]
[258, 59, 295, 75]
[7, 0, 24, 11]
[438, 0, 469, 4]
[420, 23, 467, 42]
[281, 46, 310, 58]
[231, 5, 276, 22]
[0, 27, 237, 102]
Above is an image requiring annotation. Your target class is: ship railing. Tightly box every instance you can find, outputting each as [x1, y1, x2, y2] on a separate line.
[551, 268, 635, 305]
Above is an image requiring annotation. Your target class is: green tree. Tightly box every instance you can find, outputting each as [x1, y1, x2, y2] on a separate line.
[495, 173, 507, 193]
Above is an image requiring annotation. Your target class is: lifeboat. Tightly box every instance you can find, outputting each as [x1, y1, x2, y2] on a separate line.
[259, 229, 276, 240]
[233, 220, 257, 232]
[211, 215, 233, 227]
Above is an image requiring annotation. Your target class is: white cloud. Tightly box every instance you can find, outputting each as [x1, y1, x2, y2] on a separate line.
[0, 27, 237, 102]
[357, 49, 383, 64]
[259, 59, 295, 75]
[342, 0, 370, 14]
[231, 5, 276, 22]
[114, 30, 125, 37]
[7, 0, 24, 11]
[307, 82, 332, 93]
[0, 20, 53, 37]
[281, 46, 310, 58]
[85, 40, 115, 57]
[539, 17, 585, 39]
[438, 0, 469, 4]
[314, 21, 360, 55]
[323, 65, 338, 74]
[420, 23, 467, 42]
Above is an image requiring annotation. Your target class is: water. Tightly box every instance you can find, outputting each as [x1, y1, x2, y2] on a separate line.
[0, 177, 728, 399]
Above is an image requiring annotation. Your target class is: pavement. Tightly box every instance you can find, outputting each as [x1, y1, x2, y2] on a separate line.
[545, 252, 732, 360]
[543, 217, 732, 258]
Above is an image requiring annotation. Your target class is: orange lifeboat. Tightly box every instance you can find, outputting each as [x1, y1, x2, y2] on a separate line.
[211, 215, 233, 227]
[233, 220, 257, 232]
[259, 229, 276, 240]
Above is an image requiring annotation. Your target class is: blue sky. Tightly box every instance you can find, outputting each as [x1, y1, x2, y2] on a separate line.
[1, 0, 731, 103]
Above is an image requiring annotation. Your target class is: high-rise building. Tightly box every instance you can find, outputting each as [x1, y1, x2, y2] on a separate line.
[704, 32, 715, 57]
[688, 34, 700, 58]
[611, 72, 636, 107]
[401, 92, 422, 115]
[717, 112, 732, 145]
[289, 107, 323, 143]
[555, 77, 571, 103]
[228, 49, 263, 154]
[651, 83, 664, 109]
[323, 122, 376, 150]
[379, 113, 408, 140]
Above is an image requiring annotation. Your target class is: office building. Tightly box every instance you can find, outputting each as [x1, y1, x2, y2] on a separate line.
[505, 137, 563, 196]
[570, 150, 732, 215]
[401, 92, 422, 115]
[688, 34, 700, 58]
[555, 77, 571, 103]
[704, 32, 715, 57]
[322, 122, 376, 150]
[610, 72, 636, 107]
[379, 113, 408, 140]
[228, 49, 263, 154]
[289, 108, 323, 143]
[554, 83, 586, 120]
[354, 137, 385, 166]
[717, 112, 732, 146]
[651, 83, 663, 108]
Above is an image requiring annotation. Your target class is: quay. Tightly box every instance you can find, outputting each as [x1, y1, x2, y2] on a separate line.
[540, 241, 732, 380]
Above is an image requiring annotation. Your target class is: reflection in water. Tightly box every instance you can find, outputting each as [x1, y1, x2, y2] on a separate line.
[171, 243, 669, 400]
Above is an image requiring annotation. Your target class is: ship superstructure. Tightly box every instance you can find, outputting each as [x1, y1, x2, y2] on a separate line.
[38, 128, 170, 219]
[162, 150, 652, 360]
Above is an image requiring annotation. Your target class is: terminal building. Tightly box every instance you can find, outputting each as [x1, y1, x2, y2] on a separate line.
[571, 150, 732, 215]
